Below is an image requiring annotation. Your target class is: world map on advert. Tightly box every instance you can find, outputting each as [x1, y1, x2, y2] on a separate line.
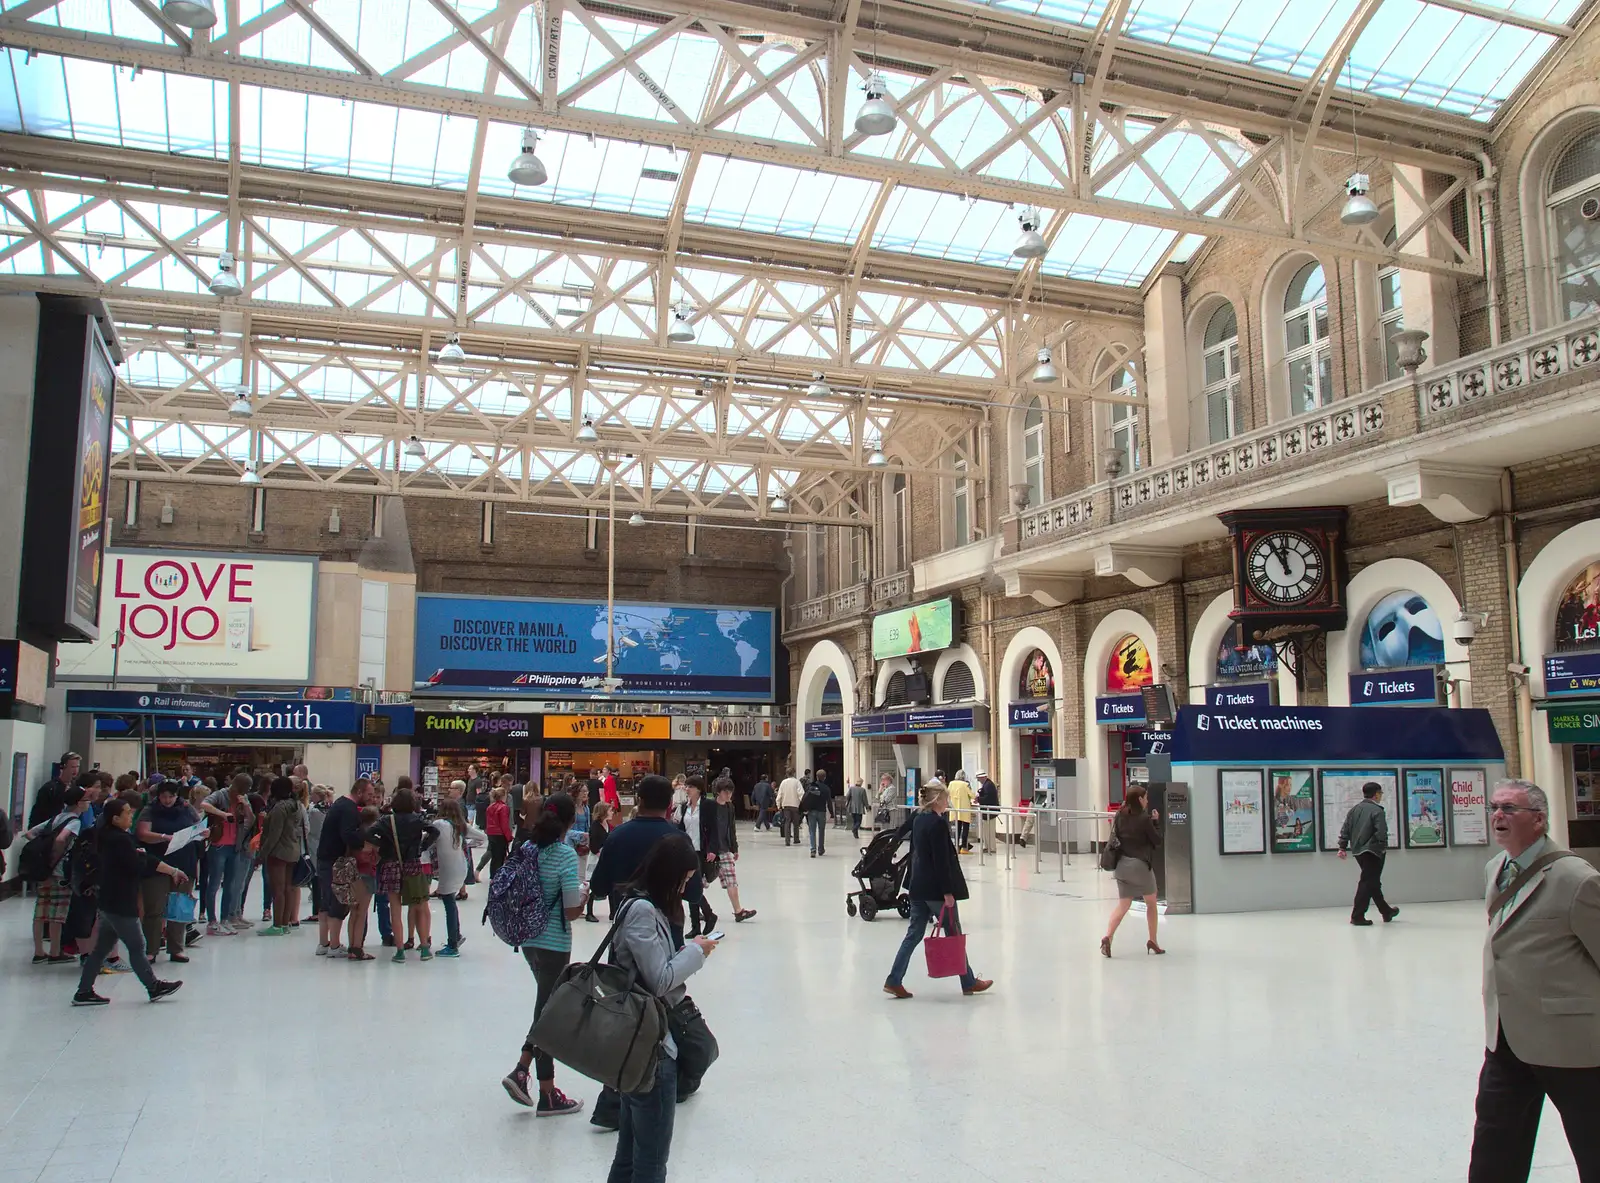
[591, 606, 763, 678]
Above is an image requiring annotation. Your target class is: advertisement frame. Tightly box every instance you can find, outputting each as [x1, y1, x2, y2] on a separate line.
[1218, 767, 1267, 855]
[64, 316, 115, 640]
[1402, 767, 1449, 849]
[1268, 767, 1317, 854]
[1317, 769, 1400, 853]
[1448, 767, 1491, 847]
[870, 596, 959, 662]
[55, 550, 320, 685]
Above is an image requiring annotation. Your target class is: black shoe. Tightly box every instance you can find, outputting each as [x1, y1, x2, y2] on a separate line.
[381, 936, 395, 947]
[686, 927, 700, 940]
[588, 1111, 620, 1131]
[703, 913, 718, 932]
[72, 990, 109, 1007]
[148, 980, 183, 1001]
[1350, 918, 1374, 926]
[185, 930, 202, 947]
[1383, 908, 1400, 923]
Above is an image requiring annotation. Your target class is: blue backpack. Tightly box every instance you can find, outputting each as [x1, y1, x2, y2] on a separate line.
[483, 841, 561, 946]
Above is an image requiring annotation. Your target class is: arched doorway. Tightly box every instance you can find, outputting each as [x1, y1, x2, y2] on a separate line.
[1081, 610, 1160, 811]
[996, 627, 1065, 809]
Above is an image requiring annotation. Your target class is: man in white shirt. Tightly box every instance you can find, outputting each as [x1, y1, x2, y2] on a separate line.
[776, 772, 805, 849]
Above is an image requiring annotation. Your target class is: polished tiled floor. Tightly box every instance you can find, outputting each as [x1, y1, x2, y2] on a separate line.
[0, 825, 1584, 1183]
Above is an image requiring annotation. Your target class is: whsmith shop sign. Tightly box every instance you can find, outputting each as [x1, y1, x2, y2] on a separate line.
[415, 711, 537, 747]
[87, 695, 414, 740]
[413, 594, 775, 700]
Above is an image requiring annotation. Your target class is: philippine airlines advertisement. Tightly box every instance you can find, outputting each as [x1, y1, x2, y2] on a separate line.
[55, 551, 317, 683]
[414, 594, 775, 700]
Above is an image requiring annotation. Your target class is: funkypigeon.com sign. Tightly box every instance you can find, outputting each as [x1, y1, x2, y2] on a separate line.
[54, 551, 317, 683]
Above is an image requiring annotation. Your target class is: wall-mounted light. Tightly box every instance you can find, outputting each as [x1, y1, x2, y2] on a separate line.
[328, 506, 342, 535]
[160, 496, 174, 525]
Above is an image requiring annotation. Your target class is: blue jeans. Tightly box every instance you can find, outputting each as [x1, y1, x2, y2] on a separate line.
[226, 848, 251, 920]
[886, 899, 976, 991]
[440, 893, 460, 950]
[756, 807, 771, 830]
[606, 1053, 678, 1183]
[203, 845, 231, 924]
[807, 811, 827, 853]
[376, 891, 393, 943]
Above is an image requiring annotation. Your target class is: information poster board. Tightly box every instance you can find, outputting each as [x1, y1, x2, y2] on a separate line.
[1403, 767, 1448, 848]
[1219, 767, 1267, 855]
[1448, 767, 1490, 846]
[1269, 768, 1316, 853]
[1318, 769, 1400, 852]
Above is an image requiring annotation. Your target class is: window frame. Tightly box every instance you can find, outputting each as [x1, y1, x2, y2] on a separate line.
[1021, 396, 1045, 508]
[1283, 261, 1333, 414]
[1548, 129, 1600, 325]
[1108, 367, 1140, 475]
[1200, 303, 1241, 444]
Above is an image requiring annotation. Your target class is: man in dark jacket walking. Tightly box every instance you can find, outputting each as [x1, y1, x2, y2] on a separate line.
[750, 776, 774, 831]
[883, 783, 992, 999]
[803, 769, 834, 856]
[702, 778, 756, 923]
[976, 772, 1000, 854]
[1338, 781, 1399, 925]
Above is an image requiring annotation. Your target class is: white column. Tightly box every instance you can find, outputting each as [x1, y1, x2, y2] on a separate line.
[0, 295, 40, 636]
[1142, 270, 1189, 464]
[1392, 164, 1460, 370]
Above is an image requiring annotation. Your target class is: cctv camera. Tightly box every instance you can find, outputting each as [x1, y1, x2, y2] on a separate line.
[1452, 612, 1477, 646]
[1507, 662, 1531, 677]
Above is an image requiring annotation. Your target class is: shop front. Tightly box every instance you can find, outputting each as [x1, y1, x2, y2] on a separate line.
[669, 714, 789, 808]
[1539, 648, 1600, 851]
[413, 709, 541, 795]
[540, 714, 672, 799]
[78, 690, 414, 787]
[1096, 631, 1155, 807]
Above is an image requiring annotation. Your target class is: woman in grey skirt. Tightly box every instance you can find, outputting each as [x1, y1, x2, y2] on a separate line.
[1101, 785, 1164, 956]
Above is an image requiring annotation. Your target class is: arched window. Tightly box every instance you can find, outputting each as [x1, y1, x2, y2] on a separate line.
[1378, 226, 1406, 381]
[808, 523, 827, 598]
[1108, 367, 1139, 474]
[891, 473, 908, 571]
[951, 457, 970, 547]
[1549, 128, 1600, 323]
[941, 660, 975, 702]
[883, 669, 909, 707]
[1201, 303, 1240, 443]
[1022, 397, 1044, 507]
[1284, 262, 1332, 413]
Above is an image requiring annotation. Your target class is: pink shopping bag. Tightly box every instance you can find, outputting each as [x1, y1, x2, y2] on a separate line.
[922, 905, 968, 978]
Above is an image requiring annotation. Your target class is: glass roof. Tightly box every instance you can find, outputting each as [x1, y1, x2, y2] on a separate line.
[963, 0, 1580, 121]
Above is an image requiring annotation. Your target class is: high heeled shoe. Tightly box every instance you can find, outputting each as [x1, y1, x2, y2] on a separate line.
[1146, 940, 1165, 955]
[1099, 936, 1111, 958]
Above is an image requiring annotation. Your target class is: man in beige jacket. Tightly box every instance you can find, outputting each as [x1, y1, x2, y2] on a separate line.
[1470, 778, 1600, 1181]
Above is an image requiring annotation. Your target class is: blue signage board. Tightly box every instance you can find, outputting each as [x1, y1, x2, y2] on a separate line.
[1544, 651, 1600, 698]
[0, 640, 15, 696]
[68, 689, 231, 718]
[1172, 704, 1503, 764]
[91, 697, 414, 739]
[1206, 682, 1273, 708]
[414, 594, 775, 700]
[1095, 693, 1147, 726]
[1348, 666, 1439, 707]
[355, 746, 382, 782]
[1008, 701, 1051, 729]
[803, 718, 842, 742]
[1123, 728, 1173, 758]
[850, 705, 986, 736]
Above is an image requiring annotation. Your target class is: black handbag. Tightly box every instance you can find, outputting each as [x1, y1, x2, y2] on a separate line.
[1098, 825, 1123, 872]
[668, 993, 719, 1095]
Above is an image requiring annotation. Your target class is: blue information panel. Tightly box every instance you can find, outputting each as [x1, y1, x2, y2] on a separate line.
[414, 594, 775, 700]
[67, 689, 231, 718]
[1008, 701, 1051, 729]
[1206, 682, 1273, 708]
[0, 640, 15, 696]
[1173, 704, 1503, 764]
[1545, 651, 1600, 698]
[1095, 693, 1147, 726]
[850, 706, 986, 736]
[1348, 666, 1440, 707]
[355, 746, 382, 781]
[803, 719, 843, 741]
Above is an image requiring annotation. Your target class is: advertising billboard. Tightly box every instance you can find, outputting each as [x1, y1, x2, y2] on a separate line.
[870, 597, 957, 661]
[68, 317, 114, 637]
[414, 595, 775, 700]
[55, 551, 318, 684]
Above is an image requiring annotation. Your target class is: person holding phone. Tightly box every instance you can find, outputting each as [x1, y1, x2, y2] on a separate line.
[605, 833, 715, 1183]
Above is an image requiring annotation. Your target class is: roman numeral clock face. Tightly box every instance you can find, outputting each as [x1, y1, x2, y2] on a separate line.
[1246, 531, 1325, 605]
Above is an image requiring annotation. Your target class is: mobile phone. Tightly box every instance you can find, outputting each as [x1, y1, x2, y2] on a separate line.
[705, 931, 725, 942]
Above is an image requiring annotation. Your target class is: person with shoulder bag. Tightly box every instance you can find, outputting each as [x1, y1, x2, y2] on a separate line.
[882, 783, 993, 1000]
[1101, 785, 1163, 957]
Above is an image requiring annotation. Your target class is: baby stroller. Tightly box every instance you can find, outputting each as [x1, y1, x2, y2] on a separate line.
[846, 826, 911, 921]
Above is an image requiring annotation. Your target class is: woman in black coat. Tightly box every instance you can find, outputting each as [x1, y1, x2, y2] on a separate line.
[882, 783, 992, 1000]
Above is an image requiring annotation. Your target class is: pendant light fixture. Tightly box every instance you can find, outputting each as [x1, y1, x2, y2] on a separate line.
[1013, 207, 1048, 259]
[856, 72, 897, 136]
[508, 128, 548, 188]
[227, 389, 253, 418]
[1032, 346, 1058, 383]
[239, 461, 261, 486]
[208, 250, 243, 297]
[806, 373, 832, 398]
[437, 334, 466, 364]
[769, 493, 788, 513]
[577, 416, 599, 443]
[628, 512, 645, 526]
[1338, 58, 1379, 228]
[162, 0, 217, 28]
[866, 444, 888, 468]
[667, 300, 697, 343]
[405, 435, 426, 459]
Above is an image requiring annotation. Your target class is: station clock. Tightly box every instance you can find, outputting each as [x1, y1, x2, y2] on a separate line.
[1218, 507, 1349, 643]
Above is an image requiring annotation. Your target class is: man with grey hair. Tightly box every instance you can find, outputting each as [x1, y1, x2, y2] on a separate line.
[1469, 777, 1600, 1181]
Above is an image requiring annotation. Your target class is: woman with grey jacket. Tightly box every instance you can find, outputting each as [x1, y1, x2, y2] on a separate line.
[607, 833, 717, 1183]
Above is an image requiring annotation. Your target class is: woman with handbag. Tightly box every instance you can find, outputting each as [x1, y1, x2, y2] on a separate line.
[500, 793, 588, 1117]
[257, 777, 304, 936]
[1100, 784, 1164, 957]
[606, 833, 717, 1183]
[361, 787, 437, 962]
[882, 783, 993, 1000]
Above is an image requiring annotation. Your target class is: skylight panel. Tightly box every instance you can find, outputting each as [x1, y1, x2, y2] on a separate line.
[1092, 124, 1246, 213]
[969, 0, 1105, 24]
[870, 188, 1018, 267]
[1041, 214, 1176, 286]
[476, 124, 678, 219]
[686, 160, 878, 244]
[715, 44, 827, 146]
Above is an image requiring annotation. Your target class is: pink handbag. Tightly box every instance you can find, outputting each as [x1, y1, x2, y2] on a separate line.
[922, 906, 968, 978]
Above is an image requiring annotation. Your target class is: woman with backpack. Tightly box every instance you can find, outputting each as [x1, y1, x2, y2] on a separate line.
[605, 833, 718, 1183]
[499, 792, 586, 1117]
[430, 798, 485, 957]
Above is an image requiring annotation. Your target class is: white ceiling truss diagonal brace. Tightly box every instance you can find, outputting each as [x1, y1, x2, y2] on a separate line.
[0, 6, 1486, 278]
